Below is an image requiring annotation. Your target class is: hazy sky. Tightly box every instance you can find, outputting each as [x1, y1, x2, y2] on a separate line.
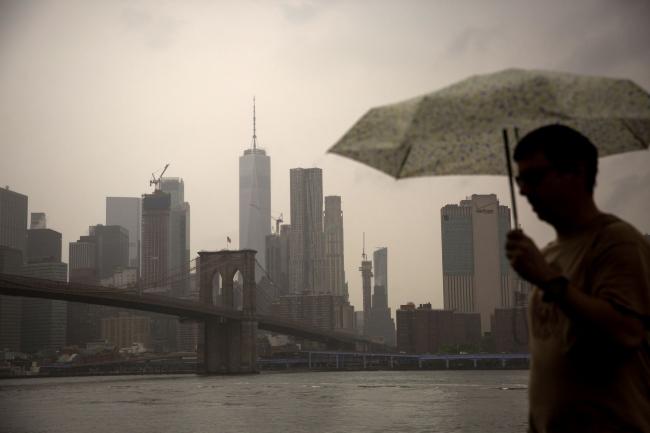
[1, 0, 649, 313]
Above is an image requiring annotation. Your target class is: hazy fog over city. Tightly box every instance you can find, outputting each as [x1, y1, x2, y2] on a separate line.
[1, 0, 649, 314]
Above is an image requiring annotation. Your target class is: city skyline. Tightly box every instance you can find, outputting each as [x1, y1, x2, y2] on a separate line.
[1, 1, 649, 315]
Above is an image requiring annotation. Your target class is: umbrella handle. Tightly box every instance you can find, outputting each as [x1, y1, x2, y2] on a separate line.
[503, 128, 519, 228]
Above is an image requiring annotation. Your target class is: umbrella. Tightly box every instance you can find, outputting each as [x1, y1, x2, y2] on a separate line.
[328, 68, 650, 226]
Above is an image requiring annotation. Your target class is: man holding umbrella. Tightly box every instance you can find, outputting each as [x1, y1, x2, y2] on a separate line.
[505, 124, 649, 433]
[330, 68, 650, 432]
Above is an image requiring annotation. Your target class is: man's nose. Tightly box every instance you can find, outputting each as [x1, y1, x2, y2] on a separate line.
[518, 182, 530, 197]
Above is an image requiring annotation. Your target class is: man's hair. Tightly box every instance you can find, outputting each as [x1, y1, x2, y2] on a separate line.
[513, 124, 599, 192]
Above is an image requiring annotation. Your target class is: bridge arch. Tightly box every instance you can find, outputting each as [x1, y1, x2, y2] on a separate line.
[197, 249, 257, 374]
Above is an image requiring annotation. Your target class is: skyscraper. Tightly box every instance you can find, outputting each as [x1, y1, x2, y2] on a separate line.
[141, 190, 178, 352]
[239, 101, 271, 281]
[69, 237, 97, 278]
[26, 226, 61, 263]
[142, 191, 172, 293]
[289, 168, 323, 293]
[359, 249, 372, 336]
[373, 247, 388, 307]
[265, 223, 291, 297]
[90, 225, 129, 280]
[440, 194, 514, 333]
[367, 247, 395, 345]
[106, 197, 141, 272]
[0, 187, 27, 254]
[160, 177, 190, 297]
[324, 196, 346, 296]
[0, 187, 28, 352]
[21, 262, 68, 353]
[22, 214, 68, 353]
[67, 234, 101, 347]
[0, 245, 24, 352]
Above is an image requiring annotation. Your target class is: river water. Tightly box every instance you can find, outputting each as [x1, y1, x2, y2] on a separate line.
[0, 370, 529, 433]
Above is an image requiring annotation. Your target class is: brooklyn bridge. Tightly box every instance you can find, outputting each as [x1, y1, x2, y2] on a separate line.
[0, 249, 387, 375]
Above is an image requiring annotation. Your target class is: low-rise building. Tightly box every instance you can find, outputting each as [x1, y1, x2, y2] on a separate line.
[100, 313, 151, 351]
[492, 307, 529, 353]
[396, 303, 481, 354]
[271, 293, 354, 332]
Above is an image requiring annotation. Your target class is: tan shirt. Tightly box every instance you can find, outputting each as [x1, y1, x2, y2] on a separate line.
[529, 214, 650, 433]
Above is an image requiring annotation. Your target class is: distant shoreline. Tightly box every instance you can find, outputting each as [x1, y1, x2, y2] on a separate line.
[1, 364, 529, 380]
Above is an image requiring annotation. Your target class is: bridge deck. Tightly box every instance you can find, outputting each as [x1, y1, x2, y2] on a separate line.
[0, 273, 386, 350]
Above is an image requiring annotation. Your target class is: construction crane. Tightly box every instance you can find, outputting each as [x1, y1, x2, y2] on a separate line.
[150, 163, 170, 191]
[271, 213, 283, 234]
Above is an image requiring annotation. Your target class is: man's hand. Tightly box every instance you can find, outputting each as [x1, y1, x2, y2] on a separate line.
[506, 229, 560, 286]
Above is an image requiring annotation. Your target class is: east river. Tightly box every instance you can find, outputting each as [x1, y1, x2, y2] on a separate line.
[0, 370, 529, 433]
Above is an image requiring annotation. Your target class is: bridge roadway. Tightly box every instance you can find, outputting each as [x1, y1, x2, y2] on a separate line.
[0, 273, 385, 351]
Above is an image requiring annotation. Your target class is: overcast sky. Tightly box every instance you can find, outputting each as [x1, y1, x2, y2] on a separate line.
[1, 0, 649, 313]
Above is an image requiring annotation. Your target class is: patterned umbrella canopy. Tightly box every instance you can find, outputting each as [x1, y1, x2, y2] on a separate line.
[328, 68, 650, 179]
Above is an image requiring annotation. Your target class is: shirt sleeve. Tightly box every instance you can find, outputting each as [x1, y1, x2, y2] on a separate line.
[590, 239, 650, 324]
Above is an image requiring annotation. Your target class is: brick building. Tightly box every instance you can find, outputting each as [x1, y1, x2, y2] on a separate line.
[396, 303, 481, 354]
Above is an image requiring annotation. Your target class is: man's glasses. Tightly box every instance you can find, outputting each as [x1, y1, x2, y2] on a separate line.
[515, 167, 554, 188]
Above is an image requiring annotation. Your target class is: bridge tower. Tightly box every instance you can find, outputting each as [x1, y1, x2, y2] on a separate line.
[198, 249, 257, 374]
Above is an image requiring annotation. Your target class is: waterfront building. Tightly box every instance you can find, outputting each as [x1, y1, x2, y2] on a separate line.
[324, 196, 346, 296]
[106, 197, 141, 272]
[289, 168, 324, 293]
[440, 194, 514, 333]
[0, 187, 27, 352]
[396, 303, 481, 354]
[452, 312, 482, 349]
[100, 267, 138, 288]
[176, 320, 199, 352]
[492, 307, 529, 353]
[160, 177, 191, 297]
[100, 312, 152, 350]
[239, 102, 271, 282]
[271, 293, 354, 332]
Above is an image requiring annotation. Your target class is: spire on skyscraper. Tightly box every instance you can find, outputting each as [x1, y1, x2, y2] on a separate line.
[240, 96, 271, 282]
[251, 96, 257, 150]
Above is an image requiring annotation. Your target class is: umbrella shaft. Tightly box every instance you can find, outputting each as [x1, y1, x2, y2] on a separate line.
[503, 128, 519, 228]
